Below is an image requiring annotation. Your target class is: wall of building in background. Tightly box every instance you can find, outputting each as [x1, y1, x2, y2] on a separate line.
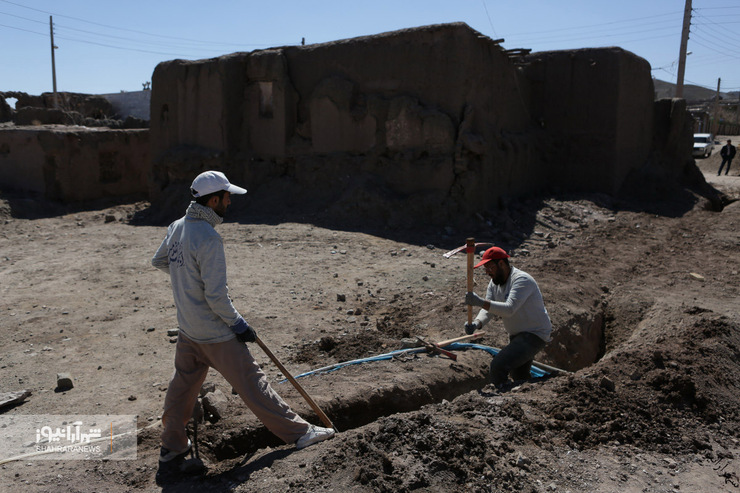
[148, 23, 674, 226]
[0, 128, 149, 201]
[0, 23, 698, 221]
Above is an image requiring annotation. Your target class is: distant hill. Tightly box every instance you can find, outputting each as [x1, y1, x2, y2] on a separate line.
[653, 78, 737, 102]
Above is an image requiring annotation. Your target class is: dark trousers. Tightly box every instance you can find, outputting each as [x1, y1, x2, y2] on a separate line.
[490, 332, 547, 385]
[719, 158, 733, 175]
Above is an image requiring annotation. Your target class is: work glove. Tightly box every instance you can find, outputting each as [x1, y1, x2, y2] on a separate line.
[464, 320, 481, 335]
[465, 291, 487, 308]
[231, 317, 257, 343]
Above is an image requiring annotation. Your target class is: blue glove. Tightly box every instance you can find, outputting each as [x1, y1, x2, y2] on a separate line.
[465, 291, 487, 308]
[231, 317, 256, 343]
[464, 320, 481, 335]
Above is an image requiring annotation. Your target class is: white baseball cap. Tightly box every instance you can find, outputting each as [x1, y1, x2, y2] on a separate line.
[190, 171, 247, 197]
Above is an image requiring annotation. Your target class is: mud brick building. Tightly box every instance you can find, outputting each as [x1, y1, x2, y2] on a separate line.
[1, 23, 694, 222]
[149, 22, 692, 226]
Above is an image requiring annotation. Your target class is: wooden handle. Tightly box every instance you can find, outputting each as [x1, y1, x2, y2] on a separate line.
[416, 336, 457, 361]
[466, 237, 475, 324]
[435, 332, 485, 347]
[430, 343, 457, 361]
[255, 336, 337, 431]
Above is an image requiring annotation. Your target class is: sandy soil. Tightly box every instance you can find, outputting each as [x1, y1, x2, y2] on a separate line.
[2, 140, 740, 492]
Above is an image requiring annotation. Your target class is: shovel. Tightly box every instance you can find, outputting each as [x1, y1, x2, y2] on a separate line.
[255, 335, 337, 431]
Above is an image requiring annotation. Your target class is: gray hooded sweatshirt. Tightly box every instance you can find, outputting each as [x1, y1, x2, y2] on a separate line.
[474, 266, 552, 343]
[152, 202, 242, 343]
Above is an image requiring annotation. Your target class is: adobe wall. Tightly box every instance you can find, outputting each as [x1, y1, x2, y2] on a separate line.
[0, 91, 149, 128]
[149, 23, 540, 225]
[0, 23, 694, 223]
[523, 48, 655, 193]
[653, 98, 694, 166]
[0, 127, 149, 201]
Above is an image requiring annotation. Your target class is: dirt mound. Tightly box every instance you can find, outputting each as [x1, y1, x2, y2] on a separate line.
[292, 332, 389, 365]
[322, 411, 532, 493]
[2, 157, 740, 492]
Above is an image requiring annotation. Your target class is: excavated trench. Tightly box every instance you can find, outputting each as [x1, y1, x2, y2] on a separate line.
[196, 296, 619, 461]
[206, 354, 492, 460]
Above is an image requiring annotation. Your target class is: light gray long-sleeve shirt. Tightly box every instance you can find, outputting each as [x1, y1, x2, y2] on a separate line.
[152, 202, 242, 343]
[474, 266, 552, 342]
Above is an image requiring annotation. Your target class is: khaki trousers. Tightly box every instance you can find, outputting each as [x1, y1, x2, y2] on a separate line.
[161, 333, 309, 452]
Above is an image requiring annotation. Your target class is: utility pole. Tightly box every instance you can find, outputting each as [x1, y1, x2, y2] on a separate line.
[49, 16, 58, 109]
[713, 78, 721, 135]
[676, 0, 692, 98]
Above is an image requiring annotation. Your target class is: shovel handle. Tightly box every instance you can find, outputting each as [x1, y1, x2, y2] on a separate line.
[255, 336, 337, 431]
[466, 238, 475, 325]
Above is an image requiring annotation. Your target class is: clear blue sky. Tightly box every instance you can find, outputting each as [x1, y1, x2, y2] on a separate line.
[1, 0, 739, 97]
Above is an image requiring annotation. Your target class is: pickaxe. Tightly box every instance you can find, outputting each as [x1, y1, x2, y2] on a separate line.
[415, 336, 458, 361]
[443, 239, 493, 325]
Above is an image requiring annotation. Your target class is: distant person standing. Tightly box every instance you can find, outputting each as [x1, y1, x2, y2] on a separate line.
[718, 140, 736, 176]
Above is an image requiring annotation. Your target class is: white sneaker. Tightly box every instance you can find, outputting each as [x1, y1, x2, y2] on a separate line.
[296, 425, 335, 449]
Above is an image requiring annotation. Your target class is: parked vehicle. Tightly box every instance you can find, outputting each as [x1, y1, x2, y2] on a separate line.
[693, 133, 715, 158]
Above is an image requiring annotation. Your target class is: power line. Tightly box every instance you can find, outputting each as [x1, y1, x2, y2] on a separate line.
[502, 10, 683, 37]
[0, 9, 45, 25]
[0, 22, 44, 36]
[696, 21, 740, 42]
[53, 34, 201, 58]
[52, 23, 263, 54]
[683, 77, 739, 92]
[479, 0, 497, 39]
[690, 31, 740, 58]
[694, 6, 740, 11]
[0, 0, 289, 49]
[0, 9, 224, 54]
[501, 13, 683, 49]
[0, 17, 294, 60]
[690, 23, 740, 47]
[506, 23, 679, 45]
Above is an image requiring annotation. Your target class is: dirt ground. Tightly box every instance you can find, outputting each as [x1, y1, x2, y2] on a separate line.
[2, 138, 740, 492]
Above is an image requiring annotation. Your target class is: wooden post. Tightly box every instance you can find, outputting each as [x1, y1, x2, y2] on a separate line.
[466, 238, 475, 325]
[675, 0, 692, 98]
[713, 78, 721, 136]
[49, 16, 58, 109]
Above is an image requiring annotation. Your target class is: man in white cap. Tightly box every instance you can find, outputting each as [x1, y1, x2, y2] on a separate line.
[152, 170, 333, 480]
[464, 246, 552, 386]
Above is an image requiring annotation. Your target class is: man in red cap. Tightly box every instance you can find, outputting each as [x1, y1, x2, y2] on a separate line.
[465, 246, 552, 386]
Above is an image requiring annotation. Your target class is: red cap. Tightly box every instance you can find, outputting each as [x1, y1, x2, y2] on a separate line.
[474, 246, 510, 268]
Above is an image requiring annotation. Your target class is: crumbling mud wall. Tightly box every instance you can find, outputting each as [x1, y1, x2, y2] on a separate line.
[0, 23, 697, 220]
[0, 127, 149, 201]
[523, 48, 655, 194]
[150, 23, 540, 225]
[0, 91, 148, 128]
[0, 95, 11, 123]
[149, 23, 681, 227]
